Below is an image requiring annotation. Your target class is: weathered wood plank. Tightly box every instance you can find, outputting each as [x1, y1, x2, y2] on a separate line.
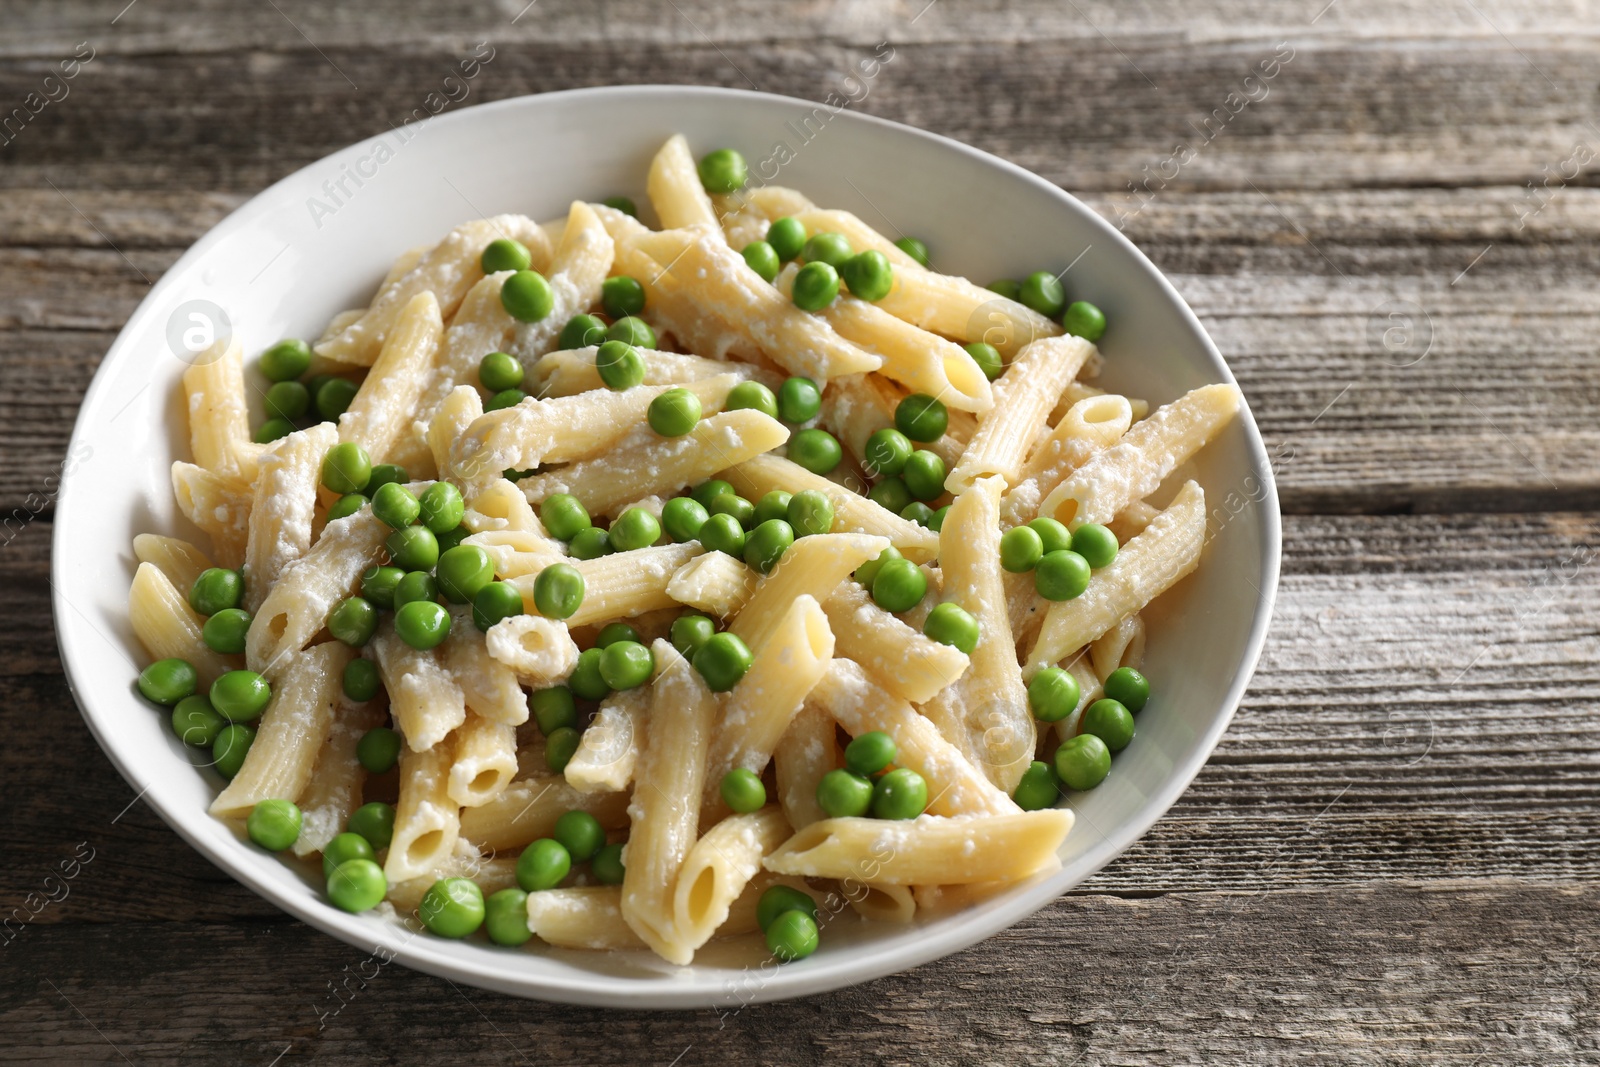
[8, 511, 1598, 923]
[5, 189, 1599, 510]
[1, 885, 1596, 1064]
[0, 35, 1595, 192]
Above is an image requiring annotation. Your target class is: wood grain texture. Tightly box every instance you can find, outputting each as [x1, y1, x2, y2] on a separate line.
[2, 0, 1597, 1061]
[2, 886, 1597, 1066]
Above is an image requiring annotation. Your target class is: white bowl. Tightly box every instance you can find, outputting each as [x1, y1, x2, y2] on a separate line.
[54, 85, 1280, 1008]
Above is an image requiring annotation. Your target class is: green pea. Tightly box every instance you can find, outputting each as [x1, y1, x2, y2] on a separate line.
[171, 694, 224, 747]
[1035, 549, 1091, 601]
[595, 622, 641, 648]
[899, 501, 935, 527]
[501, 269, 555, 322]
[786, 489, 834, 537]
[1054, 733, 1111, 790]
[708, 768, 766, 814]
[661, 496, 709, 542]
[671, 614, 716, 660]
[553, 810, 606, 862]
[315, 377, 360, 423]
[599, 640, 653, 690]
[1019, 270, 1066, 317]
[366, 482, 417, 531]
[697, 512, 747, 557]
[393, 570, 438, 608]
[741, 240, 781, 283]
[924, 601, 980, 654]
[816, 768, 873, 818]
[437, 545, 494, 604]
[1104, 667, 1150, 712]
[871, 767, 928, 820]
[841, 250, 894, 302]
[692, 631, 753, 693]
[344, 660, 383, 704]
[558, 313, 608, 350]
[395, 599, 451, 650]
[930, 505, 950, 532]
[609, 507, 661, 552]
[254, 417, 295, 444]
[965, 341, 1004, 381]
[348, 801, 396, 849]
[322, 831, 376, 879]
[754, 490, 793, 526]
[600, 274, 646, 319]
[417, 480, 464, 535]
[987, 278, 1021, 301]
[467, 582, 519, 632]
[595, 339, 646, 390]
[726, 380, 779, 419]
[864, 428, 913, 477]
[481, 237, 532, 274]
[871, 558, 927, 613]
[326, 857, 387, 913]
[1027, 516, 1072, 555]
[698, 147, 748, 193]
[202, 607, 251, 655]
[1014, 760, 1061, 811]
[568, 526, 610, 559]
[601, 195, 638, 217]
[791, 261, 840, 311]
[895, 394, 948, 442]
[853, 546, 902, 588]
[1028, 667, 1081, 723]
[546, 726, 582, 772]
[893, 236, 930, 268]
[777, 376, 821, 423]
[1083, 698, 1135, 753]
[533, 562, 585, 620]
[766, 217, 807, 262]
[999, 525, 1044, 572]
[210, 669, 272, 722]
[591, 842, 626, 885]
[744, 518, 794, 575]
[692, 479, 735, 508]
[568, 648, 609, 701]
[1070, 523, 1119, 568]
[418, 877, 485, 938]
[485, 387, 524, 412]
[757, 884, 817, 931]
[259, 338, 312, 382]
[788, 428, 842, 474]
[530, 686, 578, 735]
[327, 493, 367, 521]
[516, 838, 572, 891]
[386, 525, 439, 572]
[189, 566, 243, 615]
[902, 449, 946, 501]
[368, 465, 407, 491]
[484, 887, 533, 945]
[844, 731, 896, 777]
[1063, 300, 1106, 342]
[478, 350, 525, 394]
[265, 380, 310, 421]
[648, 387, 702, 437]
[212, 723, 256, 779]
[539, 493, 591, 541]
[356, 725, 401, 772]
[321, 441, 372, 495]
[606, 316, 657, 350]
[802, 232, 852, 268]
[440, 526, 472, 553]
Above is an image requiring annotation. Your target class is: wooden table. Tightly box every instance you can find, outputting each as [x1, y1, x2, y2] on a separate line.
[5, 2, 1598, 1062]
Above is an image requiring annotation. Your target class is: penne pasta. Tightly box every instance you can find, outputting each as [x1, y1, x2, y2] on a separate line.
[292, 696, 386, 857]
[564, 687, 647, 794]
[511, 201, 614, 361]
[384, 737, 459, 883]
[671, 806, 793, 956]
[182, 336, 263, 481]
[532, 345, 780, 398]
[446, 711, 519, 808]
[763, 810, 1074, 885]
[337, 290, 444, 466]
[1000, 394, 1133, 528]
[647, 133, 721, 233]
[727, 533, 888, 653]
[773, 704, 836, 831]
[822, 580, 969, 705]
[1026, 480, 1207, 676]
[171, 461, 251, 568]
[243, 423, 337, 613]
[132, 533, 214, 597]
[370, 619, 467, 752]
[457, 776, 630, 853]
[1039, 383, 1241, 529]
[666, 550, 758, 618]
[129, 561, 240, 685]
